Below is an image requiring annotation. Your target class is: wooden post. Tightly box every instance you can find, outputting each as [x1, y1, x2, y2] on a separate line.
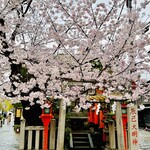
[56, 99, 66, 150]
[116, 102, 125, 150]
[108, 121, 116, 149]
[49, 119, 56, 150]
[19, 119, 26, 150]
[35, 130, 40, 150]
[28, 130, 33, 149]
[127, 105, 139, 150]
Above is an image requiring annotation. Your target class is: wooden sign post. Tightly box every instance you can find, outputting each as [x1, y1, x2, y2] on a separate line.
[127, 105, 139, 150]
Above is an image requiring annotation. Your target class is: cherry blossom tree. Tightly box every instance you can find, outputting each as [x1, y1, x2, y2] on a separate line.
[0, 0, 150, 108]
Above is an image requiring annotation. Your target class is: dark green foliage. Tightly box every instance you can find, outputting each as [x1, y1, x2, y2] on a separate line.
[20, 66, 28, 78]
[90, 59, 103, 71]
[12, 102, 22, 108]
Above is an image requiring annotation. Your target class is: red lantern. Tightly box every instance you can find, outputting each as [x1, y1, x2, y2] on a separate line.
[40, 101, 53, 150]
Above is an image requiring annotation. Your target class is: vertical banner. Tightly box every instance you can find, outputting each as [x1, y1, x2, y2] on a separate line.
[127, 105, 139, 150]
[16, 109, 21, 117]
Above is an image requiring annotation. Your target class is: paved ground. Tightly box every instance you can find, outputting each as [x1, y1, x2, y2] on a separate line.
[0, 116, 19, 150]
[0, 116, 150, 150]
[139, 128, 150, 150]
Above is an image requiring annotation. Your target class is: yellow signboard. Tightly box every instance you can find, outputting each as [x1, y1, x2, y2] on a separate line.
[16, 109, 21, 117]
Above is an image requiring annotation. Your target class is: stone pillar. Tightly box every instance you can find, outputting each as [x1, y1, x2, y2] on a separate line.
[49, 119, 56, 150]
[56, 99, 66, 150]
[19, 119, 26, 150]
[108, 121, 116, 149]
[116, 102, 125, 150]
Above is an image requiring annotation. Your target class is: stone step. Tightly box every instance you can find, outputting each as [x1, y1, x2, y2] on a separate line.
[70, 146, 98, 150]
[73, 136, 89, 140]
[73, 141, 90, 146]
[70, 131, 95, 150]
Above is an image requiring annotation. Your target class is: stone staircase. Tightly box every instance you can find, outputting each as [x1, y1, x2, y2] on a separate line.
[69, 131, 97, 150]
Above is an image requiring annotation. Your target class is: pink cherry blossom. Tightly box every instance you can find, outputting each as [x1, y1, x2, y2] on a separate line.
[0, 0, 150, 108]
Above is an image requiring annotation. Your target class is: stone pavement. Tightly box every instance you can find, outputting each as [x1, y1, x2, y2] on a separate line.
[0, 115, 19, 150]
[139, 128, 150, 150]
